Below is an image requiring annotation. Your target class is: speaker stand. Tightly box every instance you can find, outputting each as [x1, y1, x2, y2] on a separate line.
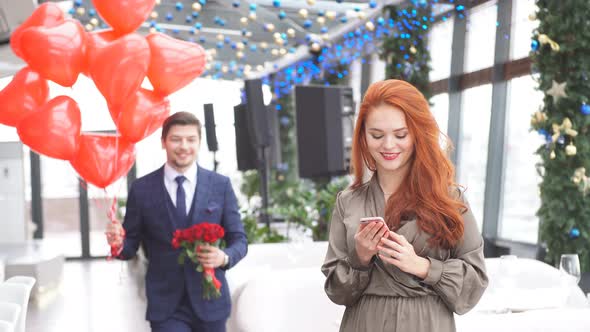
[258, 145, 271, 232]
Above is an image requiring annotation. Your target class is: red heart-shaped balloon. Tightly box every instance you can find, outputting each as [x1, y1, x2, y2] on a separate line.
[70, 134, 136, 188]
[147, 33, 207, 96]
[17, 96, 81, 160]
[19, 20, 86, 87]
[110, 88, 170, 143]
[10, 2, 64, 59]
[83, 29, 119, 76]
[0, 67, 49, 127]
[92, 0, 156, 35]
[90, 33, 150, 107]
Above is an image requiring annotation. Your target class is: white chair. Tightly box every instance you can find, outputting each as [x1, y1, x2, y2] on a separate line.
[3, 277, 36, 290]
[0, 301, 20, 332]
[0, 282, 33, 332]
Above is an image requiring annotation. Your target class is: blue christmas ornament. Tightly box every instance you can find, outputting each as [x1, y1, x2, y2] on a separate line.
[581, 103, 590, 115]
[88, 8, 96, 17]
[340, 16, 348, 23]
[192, 11, 199, 18]
[557, 135, 565, 145]
[199, 0, 207, 5]
[304, 20, 312, 29]
[175, 2, 184, 11]
[249, 3, 257, 11]
[185, 15, 193, 23]
[224, 36, 231, 44]
[569, 228, 580, 239]
[68, 8, 75, 15]
[172, 28, 180, 35]
[321, 27, 328, 34]
[278, 10, 286, 20]
[318, 10, 325, 17]
[199, 36, 206, 43]
[531, 39, 540, 51]
[273, 0, 281, 8]
[166, 13, 174, 21]
[74, 0, 83, 7]
[369, 1, 377, 9]
[232, 1, 240, 8]
[195, 22, 202, 30]
[241, 29, 248, 36]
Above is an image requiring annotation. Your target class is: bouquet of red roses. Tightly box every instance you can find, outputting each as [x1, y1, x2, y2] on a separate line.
[172, 223, 225, 300]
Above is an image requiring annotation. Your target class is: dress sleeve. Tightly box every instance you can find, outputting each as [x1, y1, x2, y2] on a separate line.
[421, 194, 489, 314]
[321, 191, 373, 307]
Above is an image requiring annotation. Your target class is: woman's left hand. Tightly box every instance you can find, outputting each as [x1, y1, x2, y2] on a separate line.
[377, 231, 431, 280]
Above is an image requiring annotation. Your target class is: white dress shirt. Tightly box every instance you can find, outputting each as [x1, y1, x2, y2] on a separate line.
[163, 162, 198, 215]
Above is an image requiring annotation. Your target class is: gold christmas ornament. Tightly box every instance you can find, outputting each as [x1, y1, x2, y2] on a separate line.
[326, 11, 337, 20]
[236, 42, 245, 50]
[565, 143, 577, 156]
[365, 21, 375, 31]
[279, 48, 287, 55]
[310, 42, 321, 52]
[85, 23, 94, 31]
[299, 9, 309, 18]
[236, 51, 244, 59]
[287, 28, 296, 38]
[530, 111, 548, 126]
[217, 34, 224, 41]
[307, 0, 316, 5]
[192, 3, 202, 11]
[249, 12, 257, 20]
[357, 12, 367, 20]
[571, 168, 590, 195]
[538, 34, 559, 51]
[409, 46, 417, 54]
[260, 42, 269, 49]
[271, 49, 279, 56]
[150, 11, 158, 19]
[550, 150, 556, 159]
[149, 27, 157, 34]
[240, 17, 248, 25]
[528, 13, 536, 21]
[155, 0, 161, 4]
[90, 18, 99, 26]
[317, 17, 326, 25]
[256, 65, 264, 72]
[77, 7, 86, 15]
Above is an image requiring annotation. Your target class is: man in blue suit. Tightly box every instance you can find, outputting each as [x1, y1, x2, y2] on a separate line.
[106, 111, 248, 331]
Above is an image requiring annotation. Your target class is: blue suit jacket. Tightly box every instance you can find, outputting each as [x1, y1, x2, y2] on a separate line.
[119, 165, 248, 322]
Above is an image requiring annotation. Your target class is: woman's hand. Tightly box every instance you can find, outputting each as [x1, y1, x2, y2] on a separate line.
[377, 231, 430, 279]
[354, 221, 389, 266]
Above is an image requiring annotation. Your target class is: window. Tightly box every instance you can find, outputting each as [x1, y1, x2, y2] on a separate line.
[511, 0, 538, 60]
[430, 93, 449, 136]
[499, 75, 544, 243]
[464, 1, 498, 73]
[428, 17, 454, 82]
[458, 84, 493, 231]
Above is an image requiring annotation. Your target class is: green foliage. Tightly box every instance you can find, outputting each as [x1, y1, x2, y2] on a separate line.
[532, 0, 590, 272]
[381, 3, 432, 100]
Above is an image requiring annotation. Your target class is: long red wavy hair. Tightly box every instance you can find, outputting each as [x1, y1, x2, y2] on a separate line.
[351, 79, 465, 249]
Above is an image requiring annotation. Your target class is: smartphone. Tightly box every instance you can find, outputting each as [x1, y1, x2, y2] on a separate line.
[359, 216, 389, 231]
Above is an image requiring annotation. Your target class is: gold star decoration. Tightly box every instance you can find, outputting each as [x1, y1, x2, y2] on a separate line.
[546, 80, 568, 104]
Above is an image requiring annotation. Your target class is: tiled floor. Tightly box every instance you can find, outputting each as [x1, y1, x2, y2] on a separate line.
[27, 260, 150, 332]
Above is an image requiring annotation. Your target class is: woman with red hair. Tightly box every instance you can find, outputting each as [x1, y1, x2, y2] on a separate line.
[321, 79, 488, 331]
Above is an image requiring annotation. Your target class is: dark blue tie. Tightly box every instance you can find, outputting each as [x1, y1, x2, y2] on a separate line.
[175, 176, 187, 219]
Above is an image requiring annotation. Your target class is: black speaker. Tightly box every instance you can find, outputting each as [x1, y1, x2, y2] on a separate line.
[234, 104, 258, 171]
[244, 79, 271, 147]
[203, 103, 218, 152]
[295, 85, 354, 178]
[267, 102, 282, 167]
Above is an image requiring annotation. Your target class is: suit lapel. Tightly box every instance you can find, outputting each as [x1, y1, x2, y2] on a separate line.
[190, 166, 211, 225]
[152, 166, 176, 234]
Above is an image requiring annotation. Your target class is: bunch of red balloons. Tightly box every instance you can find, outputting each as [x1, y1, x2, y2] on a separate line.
[0, 0, 206, 188]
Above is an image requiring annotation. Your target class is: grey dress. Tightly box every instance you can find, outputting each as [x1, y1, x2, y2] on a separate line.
[321, 176, 488, 332]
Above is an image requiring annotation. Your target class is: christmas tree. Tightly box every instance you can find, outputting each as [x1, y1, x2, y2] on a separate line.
[531, 0, 590, 272]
